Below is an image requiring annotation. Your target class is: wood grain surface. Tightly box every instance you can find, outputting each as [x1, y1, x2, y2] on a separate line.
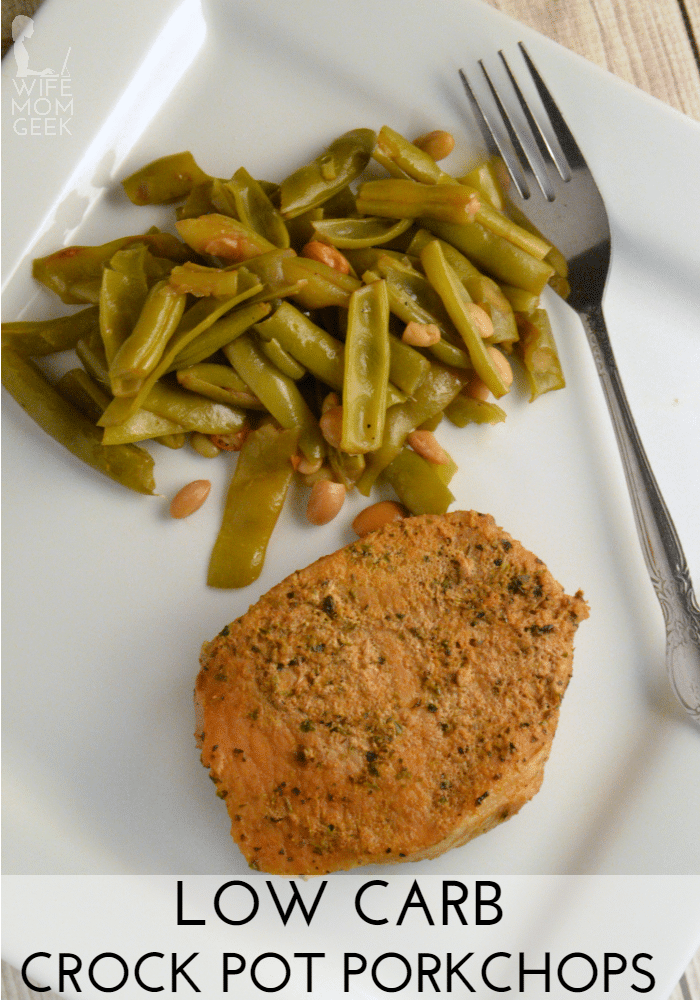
[1, 0, 699, 997]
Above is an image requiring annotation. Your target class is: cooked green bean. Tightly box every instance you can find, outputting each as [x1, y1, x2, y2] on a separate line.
[357, 179, 480, 225]
[259, 337, 306, 380]
[2, 305, 99, 356]
[98, 289, 257, 427]
[420, 240, 511, 397]
[373, 126, 452, 186]
[55, 367, 111, 422]
[213, 167, 290, 249]
[278, 129, 376, 219]
[167, 300, 270, 371]
[108, 280, 187, 397]
[176, 213, 276, 262]
[357, 360, 470, 495]
[342, 279, 390, 454]
[387, 332, 430, 396]
[310, 216, 413, 249]
[99, 246, 150, 366]
[280, 256, 362, 310]
[382, 446, 455, 515]
[2, 347, 155, 494]
[141, 380, 248, 434]
[176, 363, 266, 408]
[444, 394, 506, 426]
[33, 232, 196, 304]
[224, 333, 324, 463]
[168, 262, 240, 298]
[207, 425, 299, 588]
[419, 217, 555, 294]
[122, 151, 211, 205]
[515, 308, 566, 401]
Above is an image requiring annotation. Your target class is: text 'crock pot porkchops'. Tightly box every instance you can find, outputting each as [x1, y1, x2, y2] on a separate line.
[195, 511, 589, 876]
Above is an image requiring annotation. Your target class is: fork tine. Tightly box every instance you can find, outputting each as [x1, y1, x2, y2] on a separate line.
[518, 43, 586, 171]
[477, 59, 555, 202]
[498, 50, 570, 184]
[458, 67, 530, 200]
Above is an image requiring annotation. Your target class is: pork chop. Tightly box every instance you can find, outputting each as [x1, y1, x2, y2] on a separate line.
[195, 511, 588, 876]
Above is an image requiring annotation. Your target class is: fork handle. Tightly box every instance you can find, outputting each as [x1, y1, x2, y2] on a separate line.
[581, 303, 700, 723]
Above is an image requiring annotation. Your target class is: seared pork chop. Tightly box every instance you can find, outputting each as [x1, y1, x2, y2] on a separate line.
[195, 511, 588, 875]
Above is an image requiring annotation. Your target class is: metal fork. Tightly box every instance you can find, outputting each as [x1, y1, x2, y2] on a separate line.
[459, 45, 700, 725]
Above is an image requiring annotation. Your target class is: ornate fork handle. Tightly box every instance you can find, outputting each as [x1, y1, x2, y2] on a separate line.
[581, 303, 700, 723]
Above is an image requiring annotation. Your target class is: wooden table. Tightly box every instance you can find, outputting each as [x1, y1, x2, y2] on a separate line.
[2, 0, 699, 997]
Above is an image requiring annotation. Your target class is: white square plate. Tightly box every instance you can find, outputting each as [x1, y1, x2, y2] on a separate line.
[3, 1, 700, 997]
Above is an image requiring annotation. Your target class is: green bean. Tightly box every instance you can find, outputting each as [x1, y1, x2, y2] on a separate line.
[356, 179, 480, 225]
[280, 256, 362, 310]
[176, 363, 265, 408]
[207, 425, 299, 588]
[342, 279, 390, 453]
[108, 280, 187, 396]
[259, 337, 306, 380]
[457, 183, 551, 259]
[418, 217, 555, 295]
[373, 126, 453, 185]
[122, 151, 211, 205]
[167, 262, 240, 298]
[387, 332, 430, 396]
[356, 360, 470, 495]
[141, 380, 248, 434]
[254, 301, 406, 406]
[2, 347, 155, 494]
[33, 233, 197, 304]
[458, 160, 506, 211]
[76, 330, 110, 387]
[176, 213, 276, 262]
[213, 168, 290, 249]
[444, 394, 506, 426]
[310, 216, 413, 249]
[497, 283, 540, 315]
[420, 240, 511, 397]
[55, 368, 111, 422]
[224, 333, 324, 463]
[382, 446, 454, 515]
[278, 129, 376, 219]
[167, 300, 271, 371]
[176, 181, 216, 220]
[99, 246, 149, 366]
[2, 305, 99, 356]
[98, 292, 248, 427]
[364, 258, 473, 369]
[515, 308, 566, 401]
[328, 448, 365, 488]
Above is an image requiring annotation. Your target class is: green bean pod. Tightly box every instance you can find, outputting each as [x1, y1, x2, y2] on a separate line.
[176, 214, 276, 263]
[280, 256, 362, 310]
[108, 280, 187, 396]
[420, 240, 510, 397]
[2, 347, 155, 494]
[310, 216, 413, 249]
[2, 305, 99, 356]
[122, 151, 211, 205]
[419, 218, 555, 295]
[98, 292, 248, 427]
[99, 246, 150, 366]
[55, 367, 111, 423]
[207, 425, 299, 588]
[458, 160, 507, 211]
[33, 233, 197, 304]
[374, 126, 453, 185]
[217, 167, 290, 249]
[176, 363, 265, 409]
[342, 279, 390, 454]
[356, 361, 470, 495]
[168, 262, 240, 298]
[356, 179, 480, 225]
[515, 308, 566, 401]
[141, 380, 248, 434]
[224, 333, 324, 463]
[278, 128, 376, 219]
[258, 337, 306, 380]
[388, 332, 430, 396]
[444, 394, 506, 426]
[167, 300, 271, 371]
[382, 446, 454, 515]
[255, 301, 345, 390]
